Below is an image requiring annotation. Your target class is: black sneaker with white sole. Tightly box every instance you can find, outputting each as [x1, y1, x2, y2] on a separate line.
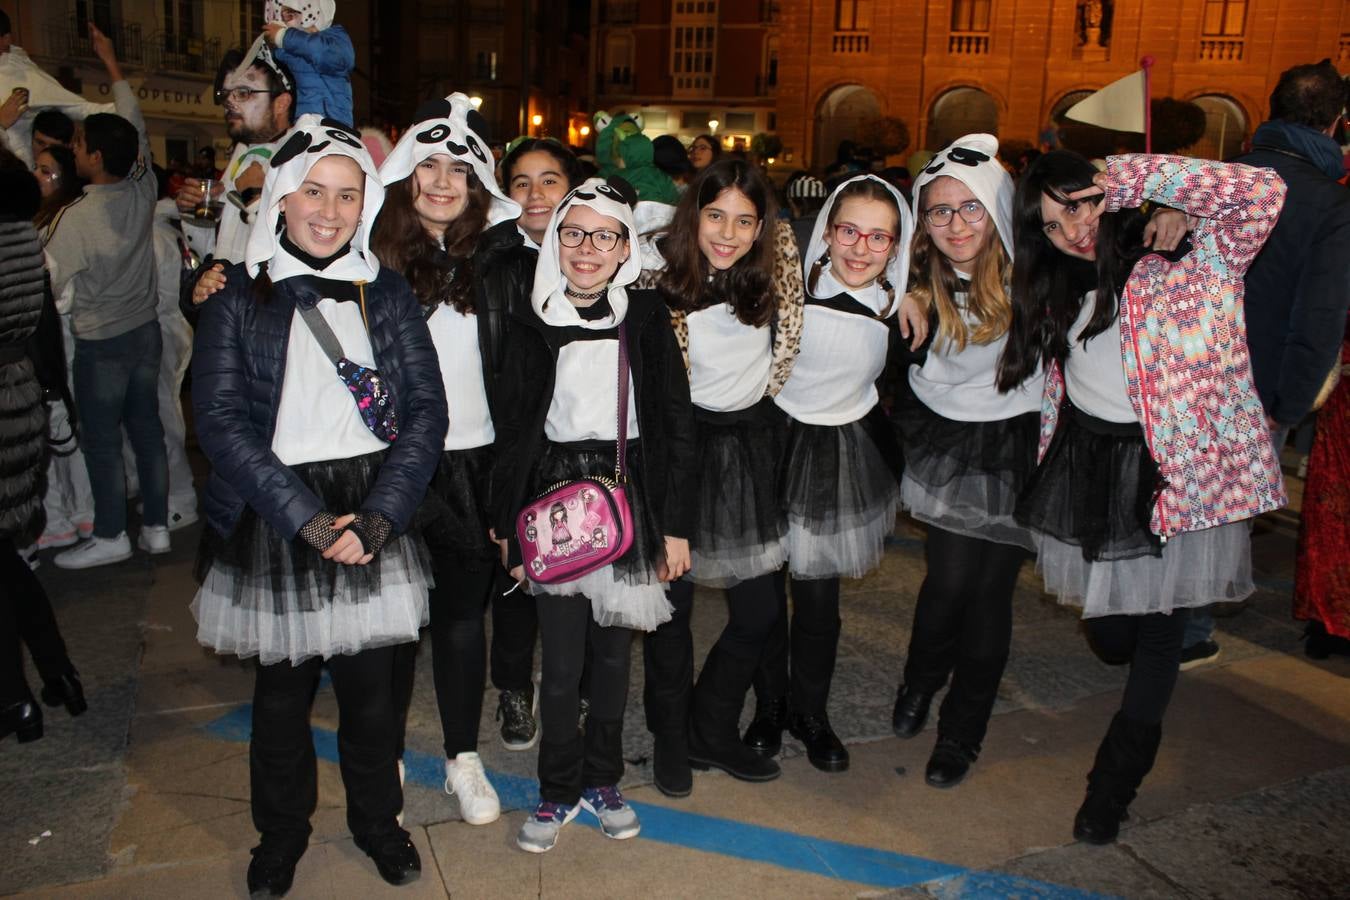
[497, 686, 538, 750]
[1178, 639, 1221, 671]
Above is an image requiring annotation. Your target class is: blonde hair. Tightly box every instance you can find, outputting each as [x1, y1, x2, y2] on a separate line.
[907, 192, 1011, 352]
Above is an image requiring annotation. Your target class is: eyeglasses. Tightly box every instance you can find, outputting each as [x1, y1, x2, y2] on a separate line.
[832, 223, 895, 253]
[557, 225, 623, 252]
[923, 200, 986, 229]
[214, 87, 279, 106]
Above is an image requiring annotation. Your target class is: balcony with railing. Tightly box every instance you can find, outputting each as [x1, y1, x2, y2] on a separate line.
[148, 33, 222, 76]
[1198, 36, 1244, 61]
[948, 30, 990, 55]
[832, 32, 870, 53]
[43, 16, 144, 67]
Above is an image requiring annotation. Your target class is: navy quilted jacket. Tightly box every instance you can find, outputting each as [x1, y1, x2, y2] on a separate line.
[191, 264, 448, 541]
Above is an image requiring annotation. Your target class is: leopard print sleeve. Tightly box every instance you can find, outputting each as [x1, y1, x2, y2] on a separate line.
[766, 219, 805, 397]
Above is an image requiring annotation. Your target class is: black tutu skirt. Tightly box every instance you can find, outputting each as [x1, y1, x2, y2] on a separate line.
[1016, 406, 1252, 617]
[897, 397, 1039, 550]
[525, 439, 671, 631]
[780, 406, 903, 579]
[418, 445, 497, 562]
[686, 398, 788, 588]
[192, 451, 431, 664]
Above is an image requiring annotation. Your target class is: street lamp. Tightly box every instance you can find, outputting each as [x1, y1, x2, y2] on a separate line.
[469, 95, 483, 110]
[580, 125, 591, 137]
[531, 114, 543, 126]
[708, 118, 719, 134]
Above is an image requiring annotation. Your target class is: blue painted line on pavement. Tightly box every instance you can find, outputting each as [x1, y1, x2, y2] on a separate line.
[203, 705, 1113, 897]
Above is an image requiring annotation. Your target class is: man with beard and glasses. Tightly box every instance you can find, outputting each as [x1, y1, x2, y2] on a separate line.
[176, 46, 295, 265]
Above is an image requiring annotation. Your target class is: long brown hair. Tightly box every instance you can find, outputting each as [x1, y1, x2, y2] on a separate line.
[654, 159, 775, 327]
[370, 170, 489, 313]
[908, 183, 1011, 352]
[805, 178, 900, 317]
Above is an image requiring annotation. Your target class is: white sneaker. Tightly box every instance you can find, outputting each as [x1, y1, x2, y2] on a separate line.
[138, 525, 170, 555]
[444, 752, 500, 825]
[54, 533, 133, 569]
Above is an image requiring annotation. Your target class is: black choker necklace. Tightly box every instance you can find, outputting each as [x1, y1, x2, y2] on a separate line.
[280, 231, 352, 271]
[564, 286, 606, 302]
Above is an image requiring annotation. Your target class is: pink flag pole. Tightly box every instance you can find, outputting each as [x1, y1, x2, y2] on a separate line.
[1140, 56, 1155, 153]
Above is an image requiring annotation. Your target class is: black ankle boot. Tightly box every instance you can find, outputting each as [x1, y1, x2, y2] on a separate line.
[891, 684, 933, 739]
[924, 737, 979, 788]
[247, 842, 303, 898]
[354, 831, 421, 886]
[688, 648, 781, 782]
[653, 731, 693, 797]
[1304, 621, 1350, 660]
[41, 670, 87, 717]
[1, 695, 43, 744]
[788, 712, 849, 772]
[1072, 712, 1162, 845]
[742, 695, 788, 757]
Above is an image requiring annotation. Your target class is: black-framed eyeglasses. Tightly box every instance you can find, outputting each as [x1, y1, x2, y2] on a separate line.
[832, 223, 895, 253]
[923, 200, 986, 228]
[557, 225, 622, 252]
[214, 87, 279, 105]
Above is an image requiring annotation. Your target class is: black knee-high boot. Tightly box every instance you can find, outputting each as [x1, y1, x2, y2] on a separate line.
[688, 646, 781, 782]
[1073, 712, 1163, 844]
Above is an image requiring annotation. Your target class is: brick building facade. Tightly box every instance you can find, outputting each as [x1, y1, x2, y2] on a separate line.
[774, 0, 1350, 170]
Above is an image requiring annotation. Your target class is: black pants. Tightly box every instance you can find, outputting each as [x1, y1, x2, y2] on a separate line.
[644, 572, 783, 735]
[752, 572, 839, 717]
[902, 527, 1025, 746]
[1086, 610, 1188, 725]
[250, 645, 404, 854]
[536, 592, 632, 804]
[391, 553, 537, 758]
[0, 540, 73, 703]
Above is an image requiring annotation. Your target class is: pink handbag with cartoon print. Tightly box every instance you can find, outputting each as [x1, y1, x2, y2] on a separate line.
[515, 325, 635, 584]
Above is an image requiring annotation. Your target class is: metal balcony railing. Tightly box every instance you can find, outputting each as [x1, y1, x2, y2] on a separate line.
[832, 32, 870, 53]
[949, 30, 990, 55]
[44, 15, 144, 66]
[147, 33, 222, 76]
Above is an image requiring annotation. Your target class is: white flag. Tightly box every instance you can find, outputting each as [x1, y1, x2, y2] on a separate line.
[1064, 70, 1147, 133]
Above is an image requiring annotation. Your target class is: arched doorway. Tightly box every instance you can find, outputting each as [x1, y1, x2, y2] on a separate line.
[814, 84, 881, 171]
[926, 87, 998, 151]
[1190, 95, 1248, 160]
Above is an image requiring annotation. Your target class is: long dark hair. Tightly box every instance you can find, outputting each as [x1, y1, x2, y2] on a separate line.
[370, 169, 489, 313]
[501, 138, 585, 188]
[997, 150, 1152, 391]
[34, 146, 86, 234]
[654, 158, 776, 327]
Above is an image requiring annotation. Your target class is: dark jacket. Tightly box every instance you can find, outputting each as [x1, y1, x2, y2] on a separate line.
[489, 287, 696, 567]
[1235, 133, 1350, 426]
[0, 172, 49, 544]
[191, 264, 448, 541]
[472, 219, 537, 422]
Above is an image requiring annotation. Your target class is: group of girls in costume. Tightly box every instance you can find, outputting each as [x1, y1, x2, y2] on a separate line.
[185, 103, 1286, 894]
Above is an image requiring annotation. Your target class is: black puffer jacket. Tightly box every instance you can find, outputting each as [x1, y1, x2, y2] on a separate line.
[191, 264, 448, 540]
[489, 288, 696, 567]
[0, 171, 48, 544]
[1235, 133, 1350, 426]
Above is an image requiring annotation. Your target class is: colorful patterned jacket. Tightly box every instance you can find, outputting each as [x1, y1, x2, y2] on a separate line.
[1038, 154, 1288, 538]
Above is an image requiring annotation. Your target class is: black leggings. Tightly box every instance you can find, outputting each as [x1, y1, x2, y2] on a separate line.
[643, 572, 783, 736]
[250, 645, 404, 853]
[1086, 610, 1188, 725]
[902, 527, 1025, 746]
[392, 553, 537, 758]
[536, 592, 632, 804]
[0, 540, 73, 702]
[752, 572, 840, 717]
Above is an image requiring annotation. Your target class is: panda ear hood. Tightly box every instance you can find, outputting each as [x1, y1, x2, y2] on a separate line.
[379, 92, 521, 228]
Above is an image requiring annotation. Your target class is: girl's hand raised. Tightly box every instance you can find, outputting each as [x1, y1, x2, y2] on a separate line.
[656, 536, 691, 582]
[897, 292, 929, 351]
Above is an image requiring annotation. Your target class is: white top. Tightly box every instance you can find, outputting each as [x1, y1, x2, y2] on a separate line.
[546, 339, 641, 443]
[271, 297, 389, 466]
[774, 268, 892, 426]
[687, 304, 772, 412]
[1064, 292, 1138, 424]
[909, 293, 1043, 422]
[427, 305, 494, 450]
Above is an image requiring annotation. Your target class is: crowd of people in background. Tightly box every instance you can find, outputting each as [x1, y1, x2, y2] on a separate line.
[2, 4, 1348, 897]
